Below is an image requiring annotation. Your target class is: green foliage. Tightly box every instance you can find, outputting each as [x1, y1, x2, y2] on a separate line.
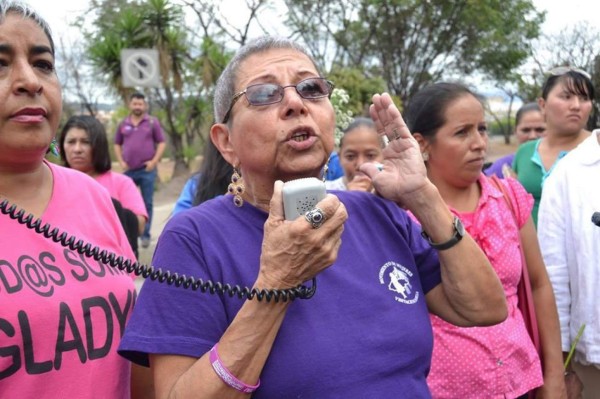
[487, 115, 514, 137]
[516, 22, 600, 129]
[330, 88, 353, 147]
[327, 67, 386, 116]
[83, 0, 226, 176]
[73, 0, 556, 176]
[286, 0, 544, 105]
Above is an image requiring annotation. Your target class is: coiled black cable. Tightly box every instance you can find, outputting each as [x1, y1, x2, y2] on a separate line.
[0, 199, 316, 302]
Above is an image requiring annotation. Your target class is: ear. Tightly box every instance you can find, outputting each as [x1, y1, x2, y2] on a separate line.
[210, 124, 238, 167]
[412, 133, 430, 154]
[537, 97, 546, 118]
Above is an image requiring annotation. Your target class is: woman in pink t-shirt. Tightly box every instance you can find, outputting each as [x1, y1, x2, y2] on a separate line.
[0, 4, 152, 397]
[59, 115, 148, 257]
[405, 82, 566, 398]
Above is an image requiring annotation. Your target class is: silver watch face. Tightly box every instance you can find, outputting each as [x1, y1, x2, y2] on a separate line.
[454, 217, 465, 236]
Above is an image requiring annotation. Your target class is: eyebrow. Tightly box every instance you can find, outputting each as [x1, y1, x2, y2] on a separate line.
[245, 70, 318, 87]
[0, 43, 53, 57]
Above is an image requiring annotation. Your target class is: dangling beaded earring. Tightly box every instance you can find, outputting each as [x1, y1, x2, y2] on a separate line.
[47, 138, 60, 158]
[422, 152, 429, 162]
[228, 167, 244, 207]
[322, 156, 330, 183]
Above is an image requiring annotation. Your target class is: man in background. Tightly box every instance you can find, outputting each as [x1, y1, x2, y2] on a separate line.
[114, 92, 166, 248]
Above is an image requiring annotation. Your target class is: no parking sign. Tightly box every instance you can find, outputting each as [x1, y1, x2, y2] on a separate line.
[121, 49, 161, 88]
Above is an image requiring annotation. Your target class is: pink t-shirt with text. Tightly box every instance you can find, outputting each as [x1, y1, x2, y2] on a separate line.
[0, 162, 137, 398]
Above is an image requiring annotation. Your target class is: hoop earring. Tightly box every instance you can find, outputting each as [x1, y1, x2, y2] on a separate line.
[228, 167, 244, 207]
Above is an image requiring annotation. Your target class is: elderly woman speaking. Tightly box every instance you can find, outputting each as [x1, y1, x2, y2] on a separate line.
[119, 36, 507, 398]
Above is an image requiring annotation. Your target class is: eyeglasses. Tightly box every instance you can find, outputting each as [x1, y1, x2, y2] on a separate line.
[547, 66, 591, 80]
[221, 77, 334, 123]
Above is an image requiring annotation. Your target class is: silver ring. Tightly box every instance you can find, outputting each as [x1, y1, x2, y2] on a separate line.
[305, 207, 326, 229]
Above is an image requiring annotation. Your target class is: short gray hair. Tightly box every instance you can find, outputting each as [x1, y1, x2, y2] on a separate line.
[0, 0, 54, 56]
[213, 36, 322, 124]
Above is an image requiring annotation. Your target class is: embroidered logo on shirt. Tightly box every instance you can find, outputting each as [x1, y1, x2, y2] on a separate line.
[378, 261, 419, 304]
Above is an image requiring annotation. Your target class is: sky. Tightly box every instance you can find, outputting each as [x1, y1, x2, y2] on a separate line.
[26, 0, 600, 41]
[25, 0, 600, 105]
[533, 0, 600, 34]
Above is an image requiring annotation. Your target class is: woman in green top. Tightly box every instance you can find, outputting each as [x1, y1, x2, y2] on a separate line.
[513, 67, 594, 225]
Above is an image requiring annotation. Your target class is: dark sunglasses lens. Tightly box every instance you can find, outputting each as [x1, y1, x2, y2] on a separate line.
[247, 84, 282, 105]
[297, 78, 330, 98]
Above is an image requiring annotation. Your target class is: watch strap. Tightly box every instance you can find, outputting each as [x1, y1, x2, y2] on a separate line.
[421, 216, 464, 251]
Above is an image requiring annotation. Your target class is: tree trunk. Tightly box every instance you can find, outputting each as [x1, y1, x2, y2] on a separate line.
[161, 86, 189, 178]
[166, 128, 188, 178]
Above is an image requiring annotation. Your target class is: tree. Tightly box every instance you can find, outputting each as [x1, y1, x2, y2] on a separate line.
[56, 37, 107, 119]
[85, 0, 205, 176]
[327, 67, 387, 116]
[519, 21, 600, 129]
[285, 0, 543, 107]
[183, 0, 274, 46]
[483, 87, 520, 144]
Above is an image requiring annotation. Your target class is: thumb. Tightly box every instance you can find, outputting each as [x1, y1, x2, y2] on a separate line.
[359, 161, 384, 179]
[268, 180, 285, 222]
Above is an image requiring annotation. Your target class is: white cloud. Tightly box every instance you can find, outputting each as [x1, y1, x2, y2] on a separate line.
[26, 0, 88, 40]
[532, 0, 600, 34]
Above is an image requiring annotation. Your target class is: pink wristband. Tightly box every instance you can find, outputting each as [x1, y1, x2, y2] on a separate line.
[209, 343, 260, 393]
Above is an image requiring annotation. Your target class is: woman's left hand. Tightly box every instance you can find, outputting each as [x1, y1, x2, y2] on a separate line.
[535, 372, 569, 398]
[360, 92, 430, 207]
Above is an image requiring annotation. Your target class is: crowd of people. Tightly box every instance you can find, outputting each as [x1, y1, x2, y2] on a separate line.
[1, 1, 599, 398]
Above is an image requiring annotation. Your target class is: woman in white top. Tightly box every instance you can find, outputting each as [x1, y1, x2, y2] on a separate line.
[325, 117, 384, 191]
[538, 129, 600, 398]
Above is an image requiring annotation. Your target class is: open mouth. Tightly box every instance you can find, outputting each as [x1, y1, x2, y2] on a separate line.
[291, 131, 310, 142]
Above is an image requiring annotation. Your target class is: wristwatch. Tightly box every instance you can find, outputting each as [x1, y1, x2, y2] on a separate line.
[421, 216, 465, 251]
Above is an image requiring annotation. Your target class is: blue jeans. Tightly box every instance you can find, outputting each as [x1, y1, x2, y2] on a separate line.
[124, 167, 157, 240]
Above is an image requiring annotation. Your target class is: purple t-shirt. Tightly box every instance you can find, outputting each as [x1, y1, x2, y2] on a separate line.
[119, 191, 441, 398]
[485, 153, 515, 178]
[114, 114, 165, 170]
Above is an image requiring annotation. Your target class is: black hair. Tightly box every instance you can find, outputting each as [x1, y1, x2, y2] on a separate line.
[59, 115, 112, 174]
[541, 70, 595, 101]
[193, 139, 233, 206]
[0, 1, 55, 56]
[130, 92, 145, 101]
[405, 82, 480, 140]
[515, 102, 541, 125]
[339, 117, 377, 148]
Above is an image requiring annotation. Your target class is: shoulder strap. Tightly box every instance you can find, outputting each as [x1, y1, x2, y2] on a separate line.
[489, 175, 517, 226]
[489, 172, 541, 360]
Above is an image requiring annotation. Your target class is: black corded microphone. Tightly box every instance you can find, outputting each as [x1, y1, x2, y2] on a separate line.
[592, 212, 600, 227]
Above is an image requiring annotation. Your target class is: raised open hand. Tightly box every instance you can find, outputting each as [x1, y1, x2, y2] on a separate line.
[360, 93, 429, 207]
